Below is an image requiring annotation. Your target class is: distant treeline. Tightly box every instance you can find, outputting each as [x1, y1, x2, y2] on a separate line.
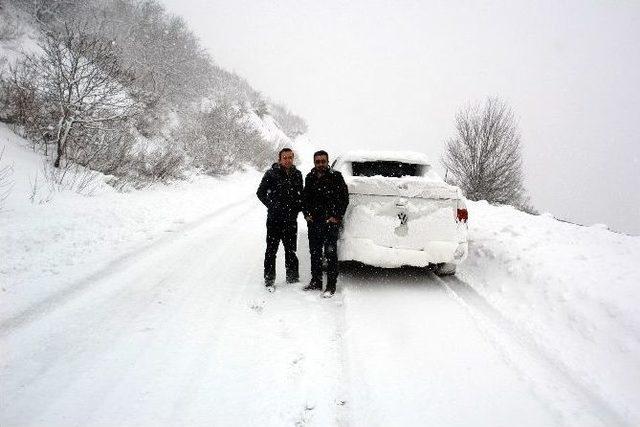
[0, 0, 307, 185]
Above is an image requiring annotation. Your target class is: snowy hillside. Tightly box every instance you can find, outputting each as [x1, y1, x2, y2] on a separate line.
[2, 126, 639, 426]
[0, 1, 310, 183]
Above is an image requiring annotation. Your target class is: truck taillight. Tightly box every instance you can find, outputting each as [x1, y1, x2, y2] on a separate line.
[457, 208, 468, 223]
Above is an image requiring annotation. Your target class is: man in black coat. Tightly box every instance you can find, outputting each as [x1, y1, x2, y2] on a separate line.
[256, 148, 303, 292]
[302, 150, 349, 298]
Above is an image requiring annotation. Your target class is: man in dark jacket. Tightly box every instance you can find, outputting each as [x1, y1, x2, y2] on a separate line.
[256, 148, 303, 292]
[302, 150, 349, 298]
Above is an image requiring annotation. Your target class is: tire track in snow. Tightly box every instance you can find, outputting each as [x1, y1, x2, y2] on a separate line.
[167, 260, 263, 425]
[433, 273, 629, 427]
[0, 197, 254, 336]
[333, 288, 352, 427]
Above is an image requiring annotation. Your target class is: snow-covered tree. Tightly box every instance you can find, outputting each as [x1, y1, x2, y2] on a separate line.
[270, 103, 308, 139]
[442, 97, 534, 212]
[4, 23, 142, 168]
[177, 102, 274, 175]
[9, 0, 80, 24]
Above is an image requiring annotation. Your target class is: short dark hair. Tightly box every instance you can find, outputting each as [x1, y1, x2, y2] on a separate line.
[313, 150, 329, 159]
[279, 148, 294, 159]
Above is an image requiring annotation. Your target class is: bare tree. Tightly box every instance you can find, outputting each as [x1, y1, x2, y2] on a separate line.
[5, 23, 142, 168]
[442, 97, 533, 211]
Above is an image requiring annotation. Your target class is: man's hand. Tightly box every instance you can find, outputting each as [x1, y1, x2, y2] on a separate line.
[326, 217, 339, 224]
[305, 215, 313, 222]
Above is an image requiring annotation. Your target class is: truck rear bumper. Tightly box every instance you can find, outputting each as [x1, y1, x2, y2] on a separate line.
[338, 238, 468, 268]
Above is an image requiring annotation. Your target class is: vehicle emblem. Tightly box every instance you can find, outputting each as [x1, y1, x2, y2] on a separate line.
[395, 211, 408, 236]
[398, 212, 408, 225]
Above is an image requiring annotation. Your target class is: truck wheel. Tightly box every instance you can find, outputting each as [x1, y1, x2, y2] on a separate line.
[435, 262, 457, 276]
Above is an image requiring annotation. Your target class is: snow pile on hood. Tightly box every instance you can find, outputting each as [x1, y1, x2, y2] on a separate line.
[337, 150, 432, 165]
[460, 200, 640, 422]
[344, 176, 460, 199]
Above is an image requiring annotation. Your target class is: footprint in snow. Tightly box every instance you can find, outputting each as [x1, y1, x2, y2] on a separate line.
[248, 300, 265, 314]
[294, 403, 315, 427]
[292, 353, 305, 365]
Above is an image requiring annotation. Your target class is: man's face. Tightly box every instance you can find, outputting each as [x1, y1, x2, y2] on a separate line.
[314, 155, 329, 173]
[279, 151, 294, 169]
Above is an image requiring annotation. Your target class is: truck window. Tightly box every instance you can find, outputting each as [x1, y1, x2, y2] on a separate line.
[351, 161, 422, 178]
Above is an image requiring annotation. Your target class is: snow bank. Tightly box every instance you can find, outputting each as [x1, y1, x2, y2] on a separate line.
[460, 200, 640, 423]
[0, 124, 43, 208]
[0, 124, 261, 321]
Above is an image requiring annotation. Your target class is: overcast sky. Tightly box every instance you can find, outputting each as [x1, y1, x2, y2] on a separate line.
[160, 0, 639, 235]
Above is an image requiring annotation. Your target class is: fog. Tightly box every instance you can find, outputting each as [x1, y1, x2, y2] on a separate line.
[161, 0, 640, 235]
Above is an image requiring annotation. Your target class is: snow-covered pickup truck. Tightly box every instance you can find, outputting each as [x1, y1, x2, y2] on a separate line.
[332, 150, 469, 275]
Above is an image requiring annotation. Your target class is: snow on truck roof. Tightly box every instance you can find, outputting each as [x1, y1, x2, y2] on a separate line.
[336, 150, 431, 165]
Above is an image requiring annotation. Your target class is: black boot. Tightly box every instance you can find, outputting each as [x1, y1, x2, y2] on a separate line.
[303, 279, 322, 291]
[323, 282, 336, 298]
[322, 289, 335, 298]
[265, 278, 275, 292]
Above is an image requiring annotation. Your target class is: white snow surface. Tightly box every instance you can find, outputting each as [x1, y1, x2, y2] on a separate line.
[2, 126, 640, 426]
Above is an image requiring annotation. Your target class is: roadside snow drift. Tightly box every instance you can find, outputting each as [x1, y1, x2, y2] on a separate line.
[461, 201, 640, 423]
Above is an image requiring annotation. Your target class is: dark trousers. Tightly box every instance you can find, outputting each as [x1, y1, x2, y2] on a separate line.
[264, 220, 299, 283]
[308, 220, 340, 292]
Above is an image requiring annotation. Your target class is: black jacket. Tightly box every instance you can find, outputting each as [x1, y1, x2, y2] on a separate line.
[257, 163, 303, 223]
[302, 168, 349, 221]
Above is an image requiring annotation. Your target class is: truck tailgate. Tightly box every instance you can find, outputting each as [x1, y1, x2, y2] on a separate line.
[342, 193, 460, 250]
[342, 177, 466, 250]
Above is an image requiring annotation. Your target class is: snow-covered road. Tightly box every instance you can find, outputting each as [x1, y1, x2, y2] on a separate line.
[341, 267, 625, 427]
[0, 199, 629, 426]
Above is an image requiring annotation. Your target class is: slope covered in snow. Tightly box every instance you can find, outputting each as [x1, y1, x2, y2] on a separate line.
[0, 123, 260, 318]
